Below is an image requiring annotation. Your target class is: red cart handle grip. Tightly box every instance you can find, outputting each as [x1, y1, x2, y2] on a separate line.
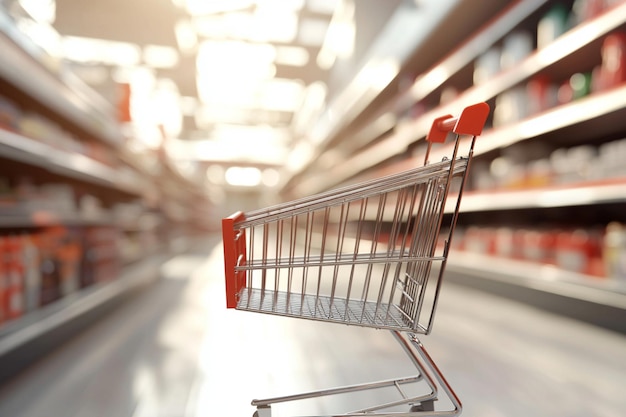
[222, 211, 247, 308]
[426, 102, 490, 143]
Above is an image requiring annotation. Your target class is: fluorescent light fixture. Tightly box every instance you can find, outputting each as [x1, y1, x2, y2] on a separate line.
[152, 79, 183, 138]
[196, 40, 277, 105]
[275, 45, 310, 67]
[175, 20, 198, 52]
[62, 36, 141, 66]
[143, 45, 179, 69]
[225, 166, 262, 187]
[166, 126, 290, 165]
[298, 17, 330, 46]
[249, 8, 298, 43]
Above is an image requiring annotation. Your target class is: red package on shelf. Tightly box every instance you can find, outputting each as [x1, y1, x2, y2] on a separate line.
[598, 33, 626, 91]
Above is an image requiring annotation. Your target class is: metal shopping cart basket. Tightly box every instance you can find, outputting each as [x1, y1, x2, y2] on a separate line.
[222, 102, 490, 417]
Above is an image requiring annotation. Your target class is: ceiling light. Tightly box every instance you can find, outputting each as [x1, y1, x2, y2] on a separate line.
[175, 20, 198, 52]
[225, 167, 262, 187]
[275, 46, 309, 67]
[62, 36, 141, 66]
[298, 18, 330, 46]
[249, 8, 298, 43]
[143, 45, 179, 69]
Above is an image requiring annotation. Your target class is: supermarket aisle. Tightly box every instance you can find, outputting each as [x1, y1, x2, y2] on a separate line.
[0, 236, 625, 417]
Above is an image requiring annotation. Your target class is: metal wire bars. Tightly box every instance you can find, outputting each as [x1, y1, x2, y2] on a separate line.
[226, 156, 467, 333]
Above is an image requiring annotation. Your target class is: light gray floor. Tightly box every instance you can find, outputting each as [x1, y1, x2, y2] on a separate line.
[0, 239, 625, 417]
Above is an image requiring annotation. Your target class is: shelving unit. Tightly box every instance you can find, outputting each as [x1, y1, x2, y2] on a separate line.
[285, 0, 626, 332]
[0, 3, 211, 375]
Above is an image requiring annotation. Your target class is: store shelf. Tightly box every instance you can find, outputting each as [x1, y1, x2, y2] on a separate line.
[0, 13, 122, 147]
[0, 250, 171, 382]
[0, 128, 155, 198]
[297, 2, 626, 195]
[445, 251, 626, 333]
[0, 211, 113, 228]
[446, 178, 626, 213]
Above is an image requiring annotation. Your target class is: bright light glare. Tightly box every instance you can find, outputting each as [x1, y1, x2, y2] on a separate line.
[299, 18, 331, 47]
[175, 20, 198, 52]
[275, 46, 309, 67]
[196, 40, 276, 105]
[62, 36, 141, 66]
[249, 8, 298, 43]
[152, 79, 183, 138]
[357, 58, 400, 90]
[143, 45, 179, 68]
[225, 167, 262, 187]
[19, 0, 56, 23]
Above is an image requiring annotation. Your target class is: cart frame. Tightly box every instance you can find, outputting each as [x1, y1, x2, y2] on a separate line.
[222, 103, 490, 416]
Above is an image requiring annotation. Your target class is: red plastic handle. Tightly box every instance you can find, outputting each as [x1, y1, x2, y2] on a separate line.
[426, 102, 490, 143]
[222, 211, 247, 308]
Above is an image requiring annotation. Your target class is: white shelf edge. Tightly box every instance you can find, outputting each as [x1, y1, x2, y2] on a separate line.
[447, 251, 626, 310]
[0, 128, 152, 197]
[446, 179, 626, 213]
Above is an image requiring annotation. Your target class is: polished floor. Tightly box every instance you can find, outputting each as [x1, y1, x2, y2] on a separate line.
[0, 237, 625, 417]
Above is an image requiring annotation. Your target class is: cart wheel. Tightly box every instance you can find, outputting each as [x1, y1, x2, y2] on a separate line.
[410, 399, 435, 412]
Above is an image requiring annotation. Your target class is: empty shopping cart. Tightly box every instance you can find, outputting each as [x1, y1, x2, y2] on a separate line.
[222, 102, 490, 416]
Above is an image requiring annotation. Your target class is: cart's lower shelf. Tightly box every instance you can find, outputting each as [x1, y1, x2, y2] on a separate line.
[237, 289, 421, 332]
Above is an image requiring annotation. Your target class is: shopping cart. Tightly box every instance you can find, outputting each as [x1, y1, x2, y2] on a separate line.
[222, 102, 490, 416]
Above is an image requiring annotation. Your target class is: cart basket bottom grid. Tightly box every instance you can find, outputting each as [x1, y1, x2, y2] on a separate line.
[236, 288, 426, 332]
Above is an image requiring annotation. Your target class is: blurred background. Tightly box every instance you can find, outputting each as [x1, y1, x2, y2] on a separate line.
[0, 0, 625, 416]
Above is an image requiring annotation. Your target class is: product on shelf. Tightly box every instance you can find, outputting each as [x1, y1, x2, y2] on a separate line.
[493, 86, 528, 127]
[500, 31, 534, 70]
[555, 228, 605, 277]
[526, 75, 559, 115]
[0, 94, 21, 132]
[457, 225, 607, 279]
[38, 229, 61, 307]
[604, 221, 626, 280]
[537, 3, 571, 50]
[595, 32, 626, 92]
[21, 232, 41, 313]
[473, 47, 501, 86]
